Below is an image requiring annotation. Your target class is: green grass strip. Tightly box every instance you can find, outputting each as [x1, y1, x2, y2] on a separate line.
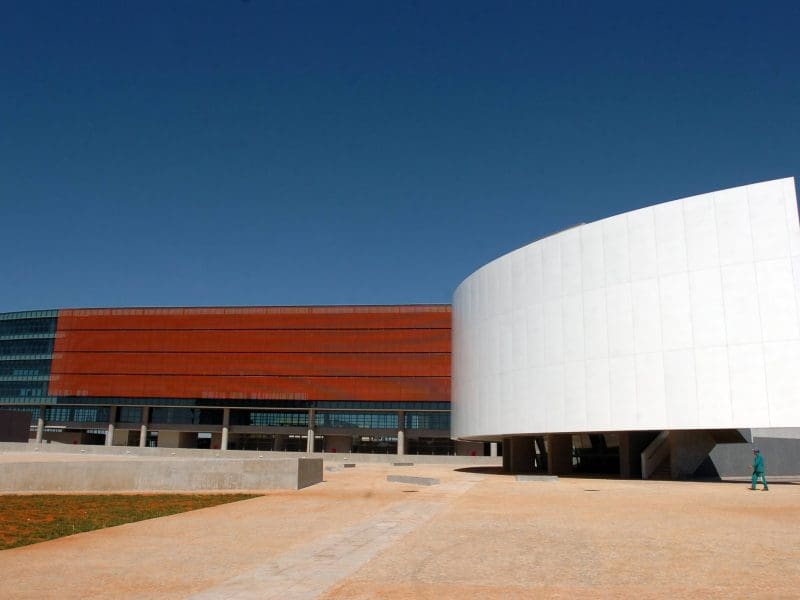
[0, 494, 260, 550]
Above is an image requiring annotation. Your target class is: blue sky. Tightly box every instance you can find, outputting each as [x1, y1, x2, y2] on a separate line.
[1, 1, 798, 312]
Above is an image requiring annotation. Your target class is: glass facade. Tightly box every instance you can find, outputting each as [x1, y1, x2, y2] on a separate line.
[150, 407, 223, 425]
[0, 311, 58, 404]
[0, 314, 57, 405]
[46, 406, 110, 423]
[316, 412, 398, 429]
[0, 359, 52, 377]
[0, 316, 57, 336]
[0, 339, 55, 356]
[118, 407, 143, 423]
[405, 411, 450, 431]
[231, 410, 309, 427]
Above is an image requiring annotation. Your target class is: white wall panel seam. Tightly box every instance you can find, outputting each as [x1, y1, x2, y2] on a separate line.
[745, 188, 773, 426]
[709, 190, 737, 425]
[782, 182, 800, 364]
[601, 224, 615, 420]
[648, 207, 669, 427]
[582, 227, 590, 426]
[681, 199, 701, 425]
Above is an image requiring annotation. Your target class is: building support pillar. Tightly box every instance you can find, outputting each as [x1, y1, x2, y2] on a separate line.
[106, 406, 117, 447]
[397, 411, 406, 456]
[546, 433, 573, 476]
[35, 405, 47, 443]
[221, 407, 230, 451]
[490, 442, 498, 457]
[306, 409, 316, 453]
[618, 431, 660, 479]
[507, 436, 537, 474]
[139, 407, 149, 448]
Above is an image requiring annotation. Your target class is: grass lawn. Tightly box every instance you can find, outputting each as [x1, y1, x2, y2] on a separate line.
[0, 494, 260, 550]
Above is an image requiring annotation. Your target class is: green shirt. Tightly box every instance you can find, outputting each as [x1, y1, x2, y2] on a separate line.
[753, 454, 765, 473]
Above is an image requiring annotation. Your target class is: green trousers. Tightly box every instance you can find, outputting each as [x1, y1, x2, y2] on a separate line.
[751, 471, 768, 490]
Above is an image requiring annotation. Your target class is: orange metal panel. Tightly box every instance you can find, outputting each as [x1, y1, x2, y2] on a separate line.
[51, 305, 452, 403]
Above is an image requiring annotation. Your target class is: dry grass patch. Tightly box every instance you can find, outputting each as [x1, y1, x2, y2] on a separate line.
[0, 493, 260, 550]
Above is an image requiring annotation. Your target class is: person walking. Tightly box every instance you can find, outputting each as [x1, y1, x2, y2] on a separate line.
[751, 448, 769, 491]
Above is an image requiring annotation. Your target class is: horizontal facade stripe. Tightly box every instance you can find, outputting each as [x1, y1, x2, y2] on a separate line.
[0, 375, 50, 382]
[47, 374, 450, 402]
[0, 397, 450, 410]
[56, 306, 450, 331]
[0, 354, 53, 361]
[0, 333, 56, 341]
[50, 352, 449, 377]
[0, 310, 58, 321]
[53, 329, 450, 353]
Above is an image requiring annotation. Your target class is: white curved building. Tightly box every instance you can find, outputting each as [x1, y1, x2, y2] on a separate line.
[452, 177, 800, 477]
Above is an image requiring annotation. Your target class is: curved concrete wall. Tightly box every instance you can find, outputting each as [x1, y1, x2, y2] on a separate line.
[452, 178, 800, 440]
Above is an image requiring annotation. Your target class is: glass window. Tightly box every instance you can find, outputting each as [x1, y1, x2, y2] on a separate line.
[0, 339, 55, 356]
[118, 407, 143, 423]
[405, 412, 450, 430]
[0, 381, 48, 397]
[45, 406, 110, 422]
[150, 407, 223, 425]
[0, 317, 57, 337]
[231, 410, 309, 427]
[0, 360, 52, 377]
[317, 412, 398, 429]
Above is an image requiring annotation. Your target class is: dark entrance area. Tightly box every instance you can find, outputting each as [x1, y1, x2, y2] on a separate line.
[572, 433, 621, 475]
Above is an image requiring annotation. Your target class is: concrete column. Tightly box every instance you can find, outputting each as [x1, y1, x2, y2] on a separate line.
[546, 433, 573, 476]
[502, 437, 512, 472]
[35, 405, 47, 443]
[490, 442, 498, 457]
[306, 409, 315, 453]
[105, 406, 117, 447]
[221, 407, 230, 451]
[139, 407, 149, 448]
[397, 411, 405, 456]
[618, 431, 659, 479]
[507, 436, 537, 473]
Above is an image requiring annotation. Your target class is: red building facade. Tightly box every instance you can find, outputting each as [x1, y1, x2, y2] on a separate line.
[2, 305, 456, 453]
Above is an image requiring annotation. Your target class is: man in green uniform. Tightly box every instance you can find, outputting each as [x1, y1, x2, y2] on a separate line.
[751, 448, 768, 491]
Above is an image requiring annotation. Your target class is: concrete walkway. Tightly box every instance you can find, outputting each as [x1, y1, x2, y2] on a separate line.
[190, 478, 480, 599]
[1, 464, 799, 599]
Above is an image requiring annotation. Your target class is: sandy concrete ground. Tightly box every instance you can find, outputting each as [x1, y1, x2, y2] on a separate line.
[1, 462, 798, 599]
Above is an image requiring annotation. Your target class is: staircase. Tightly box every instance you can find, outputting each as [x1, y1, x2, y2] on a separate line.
[647, 453, 671, 480]
[641, 430, 670, 480]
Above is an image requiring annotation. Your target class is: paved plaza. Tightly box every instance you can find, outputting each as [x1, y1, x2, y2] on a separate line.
[1, 461, 798, 599]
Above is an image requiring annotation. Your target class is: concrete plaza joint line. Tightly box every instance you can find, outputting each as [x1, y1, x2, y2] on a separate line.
[1, 463, 798, 599]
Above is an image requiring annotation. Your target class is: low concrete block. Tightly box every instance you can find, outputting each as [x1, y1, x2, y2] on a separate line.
[387, 475, 439, 486]
[343, 463, 356, 468]
[0, 455, 323, 492]
[516, 475, 559, 482]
